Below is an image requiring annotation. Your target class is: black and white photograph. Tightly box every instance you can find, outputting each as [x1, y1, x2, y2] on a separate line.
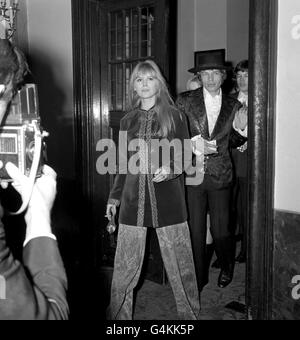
[0, 0, 299, 327]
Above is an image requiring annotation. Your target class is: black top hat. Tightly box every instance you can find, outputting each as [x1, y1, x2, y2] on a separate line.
[188, 49, 231, 73]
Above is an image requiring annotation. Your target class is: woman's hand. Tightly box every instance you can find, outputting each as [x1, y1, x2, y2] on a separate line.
[152, 166, 171, 183]
[106, 204, 117, 221]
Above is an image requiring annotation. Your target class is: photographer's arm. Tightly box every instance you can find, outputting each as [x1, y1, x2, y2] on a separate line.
[0, 163, 69, 320]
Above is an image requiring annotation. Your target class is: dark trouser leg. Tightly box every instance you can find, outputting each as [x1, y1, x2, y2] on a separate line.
[186, 186, 208, 291]
[108, 224, 147, 320]
[205, 243, 215, 271]
[156, 222, 200, 320]
[237, 177, 248, 257]
[230, 178, 239, 236]
[208, 188, 234, 271]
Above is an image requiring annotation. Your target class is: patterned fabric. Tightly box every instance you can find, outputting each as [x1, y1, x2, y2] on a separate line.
[108, 223, 200, 320]
[156, 223, 200, 319]
[108, 107, 189, 227]
[145, 112, 159, 228]
[108, 225, 147, 320]
[136, 110, 159, 228]
[137, 113, 148, 227]
[176, 88, 244, 188]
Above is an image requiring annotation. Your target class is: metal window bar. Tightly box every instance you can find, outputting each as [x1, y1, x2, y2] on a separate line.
[138, 7, 141, 59]
[108, 7, 155, 111]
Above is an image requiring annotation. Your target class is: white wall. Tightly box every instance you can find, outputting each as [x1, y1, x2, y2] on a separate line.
[177, 0, 196, 93]
[25, 0, 74, 179]
[227, 0, 249, 66]
[15, 0, 29, 54]
[177, 0, 249, 93]
[275, 0, 300, 213]
[27, 0, 73, 120]
[177, 0, 227, 93]
[194, 0, 227, 52]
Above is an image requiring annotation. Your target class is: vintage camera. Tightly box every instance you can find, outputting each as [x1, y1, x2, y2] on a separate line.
[0, 84, 47, 181]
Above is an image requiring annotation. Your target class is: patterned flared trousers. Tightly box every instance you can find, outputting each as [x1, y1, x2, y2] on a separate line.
[107, 222, 200, 320]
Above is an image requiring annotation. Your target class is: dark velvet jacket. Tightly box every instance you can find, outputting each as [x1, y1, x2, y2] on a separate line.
[108, 107, 191, 228]
[176, 88, 246, 189]
[0, 205, 69, 320]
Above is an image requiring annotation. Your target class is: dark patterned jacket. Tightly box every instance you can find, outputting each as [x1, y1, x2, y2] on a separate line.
[108, 107, 191, 228]
[176, 88, 246, 189]
[0, 205, 69, 320]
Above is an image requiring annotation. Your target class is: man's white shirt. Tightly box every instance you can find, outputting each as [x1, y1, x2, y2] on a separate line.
[203, 87, 222, 136]
[233, 91, 248, 138]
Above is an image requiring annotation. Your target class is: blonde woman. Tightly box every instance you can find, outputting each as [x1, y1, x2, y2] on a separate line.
[106, 60, 200, 320]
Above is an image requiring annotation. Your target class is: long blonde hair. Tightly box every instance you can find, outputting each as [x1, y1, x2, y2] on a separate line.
[128, 60, 175, 138]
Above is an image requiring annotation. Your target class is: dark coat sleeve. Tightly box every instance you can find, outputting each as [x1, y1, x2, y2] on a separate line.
[166, 108, 192, 180]
[0, 222, 69, 320]
[229, 127, 247, 148]
[175, 91, 189, 120]
[108, 117, 128, 205]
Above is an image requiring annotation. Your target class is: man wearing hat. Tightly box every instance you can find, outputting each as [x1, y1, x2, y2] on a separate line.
[176, 49, 246, 291]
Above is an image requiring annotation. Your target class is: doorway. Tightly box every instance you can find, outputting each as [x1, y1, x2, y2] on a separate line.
[72, 0, 177, 284]
[71, 0, 277, 320]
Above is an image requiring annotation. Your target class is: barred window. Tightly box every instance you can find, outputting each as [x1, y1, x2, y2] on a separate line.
[109, 7, 155, 111]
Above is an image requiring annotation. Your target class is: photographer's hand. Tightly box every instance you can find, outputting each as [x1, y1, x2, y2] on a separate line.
[2, 162, 57, 244]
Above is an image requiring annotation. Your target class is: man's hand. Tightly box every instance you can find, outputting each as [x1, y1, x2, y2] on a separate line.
[234, 105, 248, 131]
[1, 162, 57, 215]
[203, 140, 218, 155]
[191, 135, 218, 156]
[0, 162, 57, 240]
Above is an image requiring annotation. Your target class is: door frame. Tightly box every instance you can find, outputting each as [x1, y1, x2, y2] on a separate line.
[71, 0, 278, 319]
[247, 0, 277, 320]
[72, 0, 107, 269]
